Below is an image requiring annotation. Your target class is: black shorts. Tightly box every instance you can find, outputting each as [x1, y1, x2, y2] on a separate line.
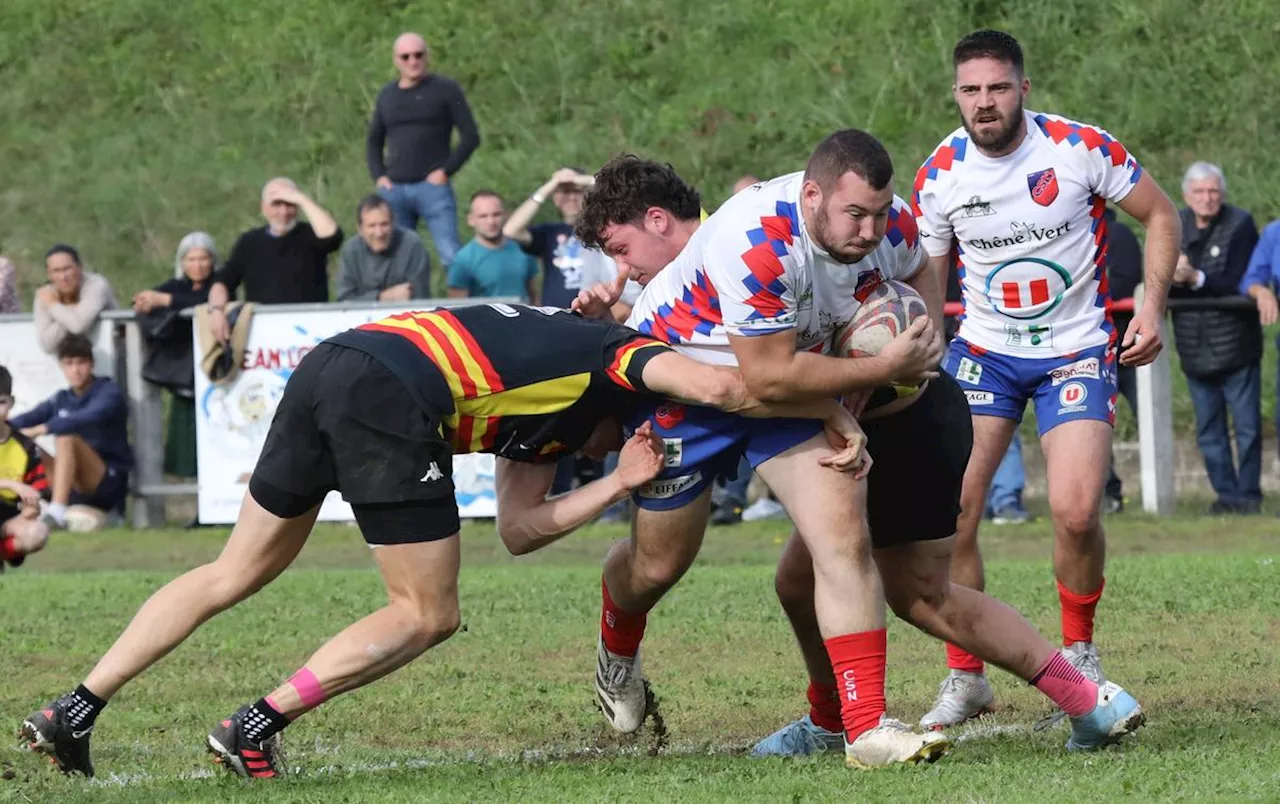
[249, 342, 461, 545]
[71, 464, 129, 514]
[863, 372, 973, 549]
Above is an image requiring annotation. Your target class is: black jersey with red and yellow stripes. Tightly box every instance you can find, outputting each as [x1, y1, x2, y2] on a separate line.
[0, 430, 49, 517]
[327, 303, 670, 461]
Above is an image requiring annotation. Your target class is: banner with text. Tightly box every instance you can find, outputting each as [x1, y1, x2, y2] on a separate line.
[193, 306, 496, 524]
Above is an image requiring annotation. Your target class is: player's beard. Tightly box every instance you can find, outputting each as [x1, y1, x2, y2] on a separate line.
[963, 98, 1024, 153]
[812, 206, 873, 265]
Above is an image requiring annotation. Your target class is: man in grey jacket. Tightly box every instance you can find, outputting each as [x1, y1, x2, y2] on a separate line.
[335, 196, 432, 302]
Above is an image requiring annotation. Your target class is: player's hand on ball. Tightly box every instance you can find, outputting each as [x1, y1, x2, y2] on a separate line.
[616, 421, 665, 490]
[819, 404, 871, 476]
[877, 316, 942, 386]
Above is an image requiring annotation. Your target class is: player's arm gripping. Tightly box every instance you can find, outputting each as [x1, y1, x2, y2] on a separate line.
[494, 424, 665, 555]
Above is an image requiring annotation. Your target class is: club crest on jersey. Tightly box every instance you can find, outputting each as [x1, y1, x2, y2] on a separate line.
[1027, 168, 1060, 207]
[852, 268, 884, 302]
[653, 403, 686, 430]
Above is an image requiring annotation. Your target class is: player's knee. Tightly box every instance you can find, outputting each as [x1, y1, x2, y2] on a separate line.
[406, 605, 461, 651]
[885, 579, 948, 627]
[1051, 501, 1100, 541]
[634, 552, 693, 593]
[22, 521, 50, 554]
[773, 559, 813, 612]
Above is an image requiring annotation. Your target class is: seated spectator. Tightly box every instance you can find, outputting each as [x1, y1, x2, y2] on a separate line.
[448, 190, 539, 301]
[10, 334, 133, 529]
[1171, 162, 1261, 515]
[133, 232, 215, 480]
[0, 366, 51, 570]
[0, 254, 20, 313]
[336, 195, 432, 302]
[33, 244, 118, 354]
[207, 178, 342, 342]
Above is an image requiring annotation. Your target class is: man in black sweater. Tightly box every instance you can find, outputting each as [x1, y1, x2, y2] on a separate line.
[207, 178, 342, 343]
[367, 32, 481, 271]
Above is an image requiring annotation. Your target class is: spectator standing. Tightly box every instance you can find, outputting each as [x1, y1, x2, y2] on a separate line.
[207, 178, 342, 343]
[336, 195, 432, 302]
[1171, 162, 1261, 514]
[447, 191, 539, 301]
[367, 32, 479, 270]
[0, 255, 21, 313]
[505, 167, 615, 309]
[133, 232, 215, 479]
[11, 334, 133, 529]
[1102, 207, 1143, 512]
[33, 245, 118, 355]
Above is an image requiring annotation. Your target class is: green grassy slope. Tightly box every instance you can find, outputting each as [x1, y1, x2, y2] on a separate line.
[2, 0, 1279, 435]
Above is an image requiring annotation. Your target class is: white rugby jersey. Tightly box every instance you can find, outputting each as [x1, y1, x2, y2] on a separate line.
[912, 110, 1143, 357]
[627, 172, 924, 366]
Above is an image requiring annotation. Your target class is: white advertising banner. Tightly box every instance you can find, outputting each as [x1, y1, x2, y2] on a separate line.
[0, 317, 117, 455]
[193, 306, 497, 524]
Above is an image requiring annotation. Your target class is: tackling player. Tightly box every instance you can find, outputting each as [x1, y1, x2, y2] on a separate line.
[0, 366, 52, 572]
[19, 303, 864, 779]
[577, 137, 1146, 760]
[911, 30, 1179, 728]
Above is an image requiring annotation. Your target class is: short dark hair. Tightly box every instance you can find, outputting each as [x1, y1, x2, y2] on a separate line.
[803, 129, 894, 192]
[355, 194, 391, 226]
[0, 365, 11, 397]
[953, 29, 1024, 76]
[469, 188, 504, 205]
[56, 333, 94, 362]
[45, 243, 81, 265]
[575, 155, 702, 249]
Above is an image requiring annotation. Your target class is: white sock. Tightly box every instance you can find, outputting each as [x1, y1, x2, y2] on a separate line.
[47, 502, 67, 524]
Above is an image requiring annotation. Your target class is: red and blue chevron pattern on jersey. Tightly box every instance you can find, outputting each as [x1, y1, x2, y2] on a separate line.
[635, 269, 722, 344]
[884, 204, 919, 249]
[739, 201, 801, 321]
[1033, 115, 1143, 186]
[911, 135, 970, 216]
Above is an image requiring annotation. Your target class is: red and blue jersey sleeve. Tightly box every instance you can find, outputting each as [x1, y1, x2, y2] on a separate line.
[704, 200, 802, 337]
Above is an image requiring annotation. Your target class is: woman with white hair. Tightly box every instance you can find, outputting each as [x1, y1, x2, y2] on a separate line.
[133, 233, 216, 482]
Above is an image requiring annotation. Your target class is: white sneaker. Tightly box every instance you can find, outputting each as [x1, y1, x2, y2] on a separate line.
[594, 636, 648, 733]
[1063, 641, 1105, 684]
[919, 670, 996, 730]
[742, 497, 787, 522]
[845, 714, 952, 768]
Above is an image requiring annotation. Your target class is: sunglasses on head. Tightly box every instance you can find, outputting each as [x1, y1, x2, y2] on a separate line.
[398, 51, 425, 61]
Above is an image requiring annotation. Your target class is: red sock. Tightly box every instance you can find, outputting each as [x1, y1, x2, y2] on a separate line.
[600, 578, 647, 657]
[1058, 578, 1105, 646]
[945, 643, 985, 674]
[806, 681, 843, 734]
[824, 629, 887, 740]
[1030, 651, 1098, 717]
[0, 535, 19, 562]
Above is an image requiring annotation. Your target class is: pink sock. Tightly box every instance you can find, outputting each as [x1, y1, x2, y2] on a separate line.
[1030, 652, 1097, 717]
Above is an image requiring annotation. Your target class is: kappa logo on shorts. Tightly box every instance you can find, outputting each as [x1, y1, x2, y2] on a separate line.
[662, 438, 683, 468]
[638, 471, 702, 500]
[1050, 357, 1101, 386]
[1057, 381, 1088, 414]
[955, 357, 983, 385]
[653, 402, 686, 430]
[420, 462, 445, 482]
[964, 390, 994, 406]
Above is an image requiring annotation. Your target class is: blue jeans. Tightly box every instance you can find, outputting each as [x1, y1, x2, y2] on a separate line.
[379, 181, 461, 267]
[1186, 363, 1262, 505]
[987, 431, 1026, 514]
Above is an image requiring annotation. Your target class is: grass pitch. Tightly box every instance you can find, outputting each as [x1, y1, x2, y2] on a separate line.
[2, 512, 1278, 802]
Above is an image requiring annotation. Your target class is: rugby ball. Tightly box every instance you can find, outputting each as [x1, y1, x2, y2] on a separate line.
[833, 279, 929, 358]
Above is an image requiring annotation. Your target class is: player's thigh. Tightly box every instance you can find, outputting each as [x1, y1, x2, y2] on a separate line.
[630, 487, 713, 579]
[863, 373, 972, 549]
[214, 491, 320, 587]
[1040, 419, 1112, 518]
[754, 431, 871, 564]
[367, 513, 462, 631]
[943, 338, 1025, 500]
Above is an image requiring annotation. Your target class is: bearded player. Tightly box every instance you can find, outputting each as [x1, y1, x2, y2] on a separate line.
[910, 30, 1179, 729]
[576, 135, 1145, 764]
